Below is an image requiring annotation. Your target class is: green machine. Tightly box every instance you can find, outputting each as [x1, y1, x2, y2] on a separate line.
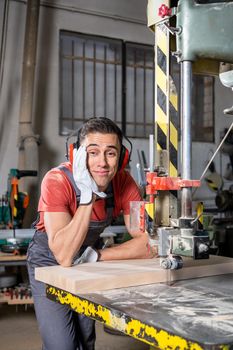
[176, 0, 233, 64]
[176, 0, 233, 112]
[0, 169, 37, 253]
[0, 169, 37, 229]
[146, 0, 233, 268]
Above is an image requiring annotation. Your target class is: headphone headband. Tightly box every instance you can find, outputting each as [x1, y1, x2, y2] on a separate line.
[65, 129, 81, 161]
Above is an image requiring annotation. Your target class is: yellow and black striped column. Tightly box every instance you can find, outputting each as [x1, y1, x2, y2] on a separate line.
[169, 78, 178, 178]
[155, 23, 169, 155]
[154, 22, 178, 225]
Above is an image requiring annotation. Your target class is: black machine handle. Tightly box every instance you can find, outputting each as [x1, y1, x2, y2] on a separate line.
[16, 170, 38, 178]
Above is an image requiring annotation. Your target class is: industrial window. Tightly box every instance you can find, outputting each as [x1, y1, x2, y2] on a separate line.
[59, 31, 154, 138]
[60, 31, 214, 142]
[171, 60, 214, 143]
[125, 43, 154, 137]
[192, 75, 214, 142]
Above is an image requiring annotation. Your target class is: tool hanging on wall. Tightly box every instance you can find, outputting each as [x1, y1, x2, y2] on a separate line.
[0, 169, 37, 254]
[7, 169, 38, 229]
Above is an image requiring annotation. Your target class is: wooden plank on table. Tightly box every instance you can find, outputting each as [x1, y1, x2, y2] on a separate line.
[35, 255, 233, 294]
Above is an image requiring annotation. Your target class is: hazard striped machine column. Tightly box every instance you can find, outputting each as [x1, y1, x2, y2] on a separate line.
[154, 15, 179, 226]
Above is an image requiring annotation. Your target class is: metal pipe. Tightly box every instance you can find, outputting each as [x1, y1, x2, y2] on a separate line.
[17, 0, 40, 226]
[0, 0, 9, 93]
[18, 0, 40, 127]
[149, 134, 154, 172]
[18, 0, 40, 169]
[181, 61, 192, 218]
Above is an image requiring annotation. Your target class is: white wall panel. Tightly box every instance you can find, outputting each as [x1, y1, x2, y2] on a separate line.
[0, 0, 233, 222]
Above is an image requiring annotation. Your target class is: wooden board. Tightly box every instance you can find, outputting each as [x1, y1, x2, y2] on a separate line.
[35, 255, 233, 294]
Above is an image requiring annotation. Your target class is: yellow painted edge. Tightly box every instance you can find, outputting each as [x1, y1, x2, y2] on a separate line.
[196, 202, 204, 225]
[156, 65, 167, 95]
[169, 162, 178, 177]
[157, 26, 168, 56]
[156, 104, 168, 136]
[47, 286, 207, 350]
[169, 121, 178, 150]
[169, 93, 178, 110]
[145, 202, 154, 219]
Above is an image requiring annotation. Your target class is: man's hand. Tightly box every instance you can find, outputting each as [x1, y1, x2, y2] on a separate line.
[73, 246, 99, 265]
[73, 145, 106, 204]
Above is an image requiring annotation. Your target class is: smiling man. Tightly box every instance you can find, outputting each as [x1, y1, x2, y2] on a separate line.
[85, 133, 120, 190]
[27, 117, 154, 350]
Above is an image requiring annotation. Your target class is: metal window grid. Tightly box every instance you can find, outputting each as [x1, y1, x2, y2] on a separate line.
[59, 31, 214, 142]
[59, 31, 155, 138]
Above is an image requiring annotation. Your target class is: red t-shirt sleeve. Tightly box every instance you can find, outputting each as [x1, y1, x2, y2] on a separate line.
[113, 170, 142, 216]
[38, 167, 76, 214]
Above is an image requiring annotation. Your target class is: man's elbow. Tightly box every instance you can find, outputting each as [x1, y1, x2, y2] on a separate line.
[48, 241, 72, 267]
[54, 253, 73, 267]
[59, 259, 72, 267]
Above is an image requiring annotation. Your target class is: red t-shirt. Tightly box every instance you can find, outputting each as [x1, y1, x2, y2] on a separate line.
[36, 162, 142, 231]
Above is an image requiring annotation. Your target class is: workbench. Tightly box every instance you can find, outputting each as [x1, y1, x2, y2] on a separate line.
[45, 273, 233, 350]
[0, 229, 34, 266]
[0, 252, 33, 305]
[0, 252, 27, 266]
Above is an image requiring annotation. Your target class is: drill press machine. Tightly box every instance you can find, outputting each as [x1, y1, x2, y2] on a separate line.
[136, 0, 233, 269]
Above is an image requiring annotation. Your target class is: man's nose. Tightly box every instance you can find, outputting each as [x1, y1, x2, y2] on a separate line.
[98, 153, 108, 166]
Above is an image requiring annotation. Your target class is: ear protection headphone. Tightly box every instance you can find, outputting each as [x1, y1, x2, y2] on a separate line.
[65, 127, 132, 172]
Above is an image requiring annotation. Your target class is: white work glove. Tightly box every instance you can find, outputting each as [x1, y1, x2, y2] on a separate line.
[73, 145, 107, 204]
[73, 246, 99, 265]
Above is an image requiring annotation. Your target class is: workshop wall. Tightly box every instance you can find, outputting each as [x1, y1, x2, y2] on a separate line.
[0, 0, 232, 225]
[0, 0, 152, 225]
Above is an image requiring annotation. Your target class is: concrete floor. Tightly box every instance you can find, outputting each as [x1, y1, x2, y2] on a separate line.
[0, 303, 149, 350]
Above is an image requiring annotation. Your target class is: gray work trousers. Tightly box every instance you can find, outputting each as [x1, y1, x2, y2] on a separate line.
[27, 263, 96, 350]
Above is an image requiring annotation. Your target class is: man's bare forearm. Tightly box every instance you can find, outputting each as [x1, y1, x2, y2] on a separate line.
[98, 234, 154, 261]
[47, 203, 94, 266]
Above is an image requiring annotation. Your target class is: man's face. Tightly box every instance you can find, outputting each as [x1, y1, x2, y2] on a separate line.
[83, 132, 121, 191]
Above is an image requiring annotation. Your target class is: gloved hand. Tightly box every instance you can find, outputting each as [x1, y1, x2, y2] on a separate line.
[73, 145, 107, 204]
[73, 246, 99, 265]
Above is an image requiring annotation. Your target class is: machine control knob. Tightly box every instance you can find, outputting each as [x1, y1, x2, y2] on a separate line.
[198, 243, 209, 253]
[178, 241, 185, 251]
[158, 4, 172, 18]
[160, 255, 183, 270]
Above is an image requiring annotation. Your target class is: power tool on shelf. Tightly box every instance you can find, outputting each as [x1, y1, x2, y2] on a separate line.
[0, 168, 37, 254]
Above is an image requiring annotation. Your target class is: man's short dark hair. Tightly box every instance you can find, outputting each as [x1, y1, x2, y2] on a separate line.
[79, 117, 123, 145]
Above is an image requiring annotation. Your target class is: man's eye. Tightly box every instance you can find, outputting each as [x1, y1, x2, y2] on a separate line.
[88, 151, 98, 156]
[107, 151, 117, 157]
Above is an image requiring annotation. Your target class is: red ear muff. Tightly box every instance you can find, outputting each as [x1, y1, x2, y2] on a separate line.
[118, 146, 130, 171]
[68, 143, 76, 164]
